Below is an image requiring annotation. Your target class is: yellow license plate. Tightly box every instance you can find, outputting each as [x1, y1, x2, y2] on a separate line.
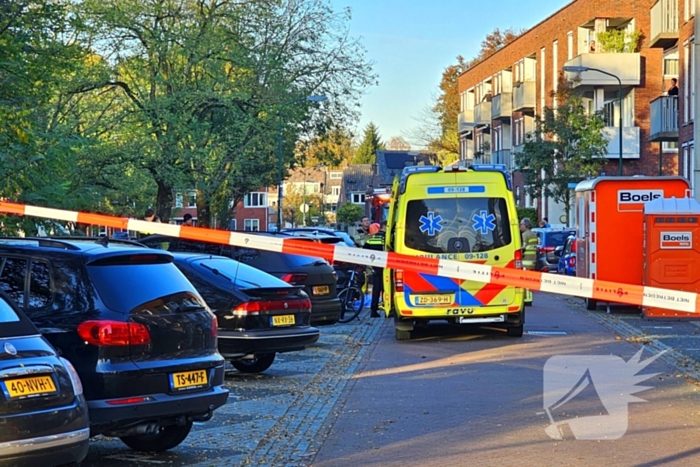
[1, 375, 57, 399]
[313, 286, 330, 295]
[272, 315, 296, 326]
[413, 294, 454, 306]
[170, 370, 208, 390]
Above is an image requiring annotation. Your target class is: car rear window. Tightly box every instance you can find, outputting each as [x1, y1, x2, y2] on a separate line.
[87, 262, 203, 314]
[191, 257, 290, 289]
[0, 298, 20, 323]
[544, 231, 576, 247]
[404, 197, 512, 253]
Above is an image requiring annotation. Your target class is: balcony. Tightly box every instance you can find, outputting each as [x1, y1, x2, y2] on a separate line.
[492, 149, 514, 171]
[602, 126, 640, 159]
[491, 92, 513, 120]
[649, 95, 679, 142]
[474, 101, 492, 126]
[650, 0, 679, 48]
[473, 152, 492, 164]
[564, 53, 641, 89]
[458, 109, 475, 133]
[513, 81, 536, 112]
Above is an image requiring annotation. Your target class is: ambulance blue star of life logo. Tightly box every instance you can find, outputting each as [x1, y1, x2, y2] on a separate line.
[419, 212, 443, 236]
[472, 210, 496, 234]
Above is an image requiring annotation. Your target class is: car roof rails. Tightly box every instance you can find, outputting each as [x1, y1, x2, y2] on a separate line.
[0, 237, 82, 250]
[399, 165, 441, 194]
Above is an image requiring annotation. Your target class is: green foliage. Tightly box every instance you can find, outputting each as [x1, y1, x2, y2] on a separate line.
[516, 207, 538, 224]
[597, 29, 642, 53]
[515, 73, 609, 218]
[336, 202, 364, 225]
[352, 122, 384, 164]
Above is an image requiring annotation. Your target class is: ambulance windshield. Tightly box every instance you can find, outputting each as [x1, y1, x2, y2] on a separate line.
[404, 198, 512, 253]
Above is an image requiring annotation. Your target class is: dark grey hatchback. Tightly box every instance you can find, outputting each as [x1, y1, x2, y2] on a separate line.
[0, 290, 89, 466]
[0, 238, 229, 453]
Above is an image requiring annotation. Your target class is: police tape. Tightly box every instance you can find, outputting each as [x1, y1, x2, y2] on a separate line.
[1, 201, 698, 314]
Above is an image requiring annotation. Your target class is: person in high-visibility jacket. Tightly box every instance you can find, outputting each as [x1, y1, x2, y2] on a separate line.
[363, 221, 386, 318]
[519, 218, 538, 305]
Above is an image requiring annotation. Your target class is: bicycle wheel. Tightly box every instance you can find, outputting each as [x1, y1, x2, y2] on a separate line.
[337, 287, 364, 323]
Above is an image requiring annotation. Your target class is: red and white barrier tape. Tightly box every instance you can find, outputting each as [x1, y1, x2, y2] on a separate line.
[1, 201, 697, 314]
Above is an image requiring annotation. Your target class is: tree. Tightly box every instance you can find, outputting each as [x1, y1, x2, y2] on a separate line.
[352, 122, 384, 164]
[336, 202, 364, 225]
[515, 73, 609, 219]
[467, 27, 526, 68]
[387, 136, 411, 151]
[297, 126, 356, 168]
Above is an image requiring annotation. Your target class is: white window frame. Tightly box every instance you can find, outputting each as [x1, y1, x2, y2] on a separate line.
[540, 47, 546, 114]
[187, 191, 197, 208]
[244, 192, 267, 208]
[567, 31, 573, 60]
[175, 193, 183, 208]
[244, 219, 260, 231]
[552, 41, 558, 109]
[331, 186, 340, 196]
[351, 192, 365, 204]
[329, 172, 342, 180]
[684, 41, 691, 123]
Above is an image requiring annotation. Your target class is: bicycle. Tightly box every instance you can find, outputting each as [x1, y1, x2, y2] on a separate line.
[336, 265, 366, 323]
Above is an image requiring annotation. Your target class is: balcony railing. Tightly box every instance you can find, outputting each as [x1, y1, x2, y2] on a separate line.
[492, 92, 513, 120]
[474, 100, 492, 126]
[473, 152, 492, 164]
[650, 0, 679, 48]
[602, 126, 640, 159]
[564, 53, 641, 88]
[649, 95, 679, 142]
[513, 81, 536, 112]
[492, 149, 513, 171]
[458, 109, 475, 133]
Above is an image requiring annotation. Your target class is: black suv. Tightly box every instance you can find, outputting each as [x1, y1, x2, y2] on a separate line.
[0, 238, 229, 452]
[140, 234, 342, 325]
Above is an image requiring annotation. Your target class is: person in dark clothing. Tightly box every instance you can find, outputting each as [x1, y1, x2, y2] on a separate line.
[363, 221, 386, 318]
[668, 78, 679, 96]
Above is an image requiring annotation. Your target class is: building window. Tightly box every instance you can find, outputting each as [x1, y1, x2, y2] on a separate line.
[331, 186, 340, 196]
[244, 219, 259, 231]
[663, 141, 679, 152]
[329, 172, 342, 180]
[228, 219, 237, 231]
[684, 42, 691, 123]
[540, 47, 546, 114]
[244, 192, 267, 207]
[175, 193, 183, 208]
[567, 31, 573, 60]
[187, 191, 197, 208]
[552, 40, 558, 109]
[664, 49, 679, 77]
[351, 193, 365, 204]
[686, 0, 696, 21]
[692, 40, 696, 121]
[513, 117, 524, 146]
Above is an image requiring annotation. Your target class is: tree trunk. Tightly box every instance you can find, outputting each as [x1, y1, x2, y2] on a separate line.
[197, 195, 212, 228]
[156, 181, 173, 223]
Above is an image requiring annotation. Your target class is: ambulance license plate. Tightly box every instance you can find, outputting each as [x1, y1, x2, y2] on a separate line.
[413, 294, 453, 306]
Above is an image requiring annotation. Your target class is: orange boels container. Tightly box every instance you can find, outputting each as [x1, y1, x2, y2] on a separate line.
[575, 176, 691, 310]
[643, 197, 700, 319]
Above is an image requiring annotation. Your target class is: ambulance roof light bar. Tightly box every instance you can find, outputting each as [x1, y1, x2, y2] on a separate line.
[467, 164, 513, 191]
[399, 165, 441, 194]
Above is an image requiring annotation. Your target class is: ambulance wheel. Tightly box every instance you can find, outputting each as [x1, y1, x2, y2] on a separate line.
[395, 329, 412, 341]
[586, 298, 598, 310]
[507, 325, 524, 337]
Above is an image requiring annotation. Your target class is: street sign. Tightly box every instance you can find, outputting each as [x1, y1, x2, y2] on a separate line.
[300, 203, 309, 213]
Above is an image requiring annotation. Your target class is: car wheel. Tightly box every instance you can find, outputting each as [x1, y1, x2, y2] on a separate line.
[120, 421, 193, 452]
[231, 353, 276, 373]
[586, 298, 597, 310]
[507, 325, 524, 337]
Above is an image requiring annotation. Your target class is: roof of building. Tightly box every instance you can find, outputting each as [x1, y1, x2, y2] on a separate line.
[376, 150, 438, 186]
[339, 164, 375, 204]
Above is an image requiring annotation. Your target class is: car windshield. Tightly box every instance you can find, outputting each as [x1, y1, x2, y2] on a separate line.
[544, 231, 575, 247]
[404, 197, 512, 253]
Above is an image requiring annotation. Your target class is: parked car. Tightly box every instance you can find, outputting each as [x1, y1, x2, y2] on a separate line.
[139, 233, 343, 325]
[170, 253, 319, 373]
[0, 237, 229, 452]
[556, 235, 577, 276]
[532, 228, 577, 273]
[283, 228, 356, 247]
[0, 290, 89, 466]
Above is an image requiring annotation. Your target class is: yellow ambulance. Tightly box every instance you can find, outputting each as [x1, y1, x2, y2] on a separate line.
[383, 163, 525, 340]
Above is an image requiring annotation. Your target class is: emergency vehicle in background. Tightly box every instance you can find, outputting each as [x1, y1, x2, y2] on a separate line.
[383, 163, 525, 340]
[367, 187, 392, 223]
[574, 176, 691, 310]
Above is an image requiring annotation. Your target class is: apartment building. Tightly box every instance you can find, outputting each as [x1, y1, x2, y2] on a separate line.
[458, 0, 689, 222]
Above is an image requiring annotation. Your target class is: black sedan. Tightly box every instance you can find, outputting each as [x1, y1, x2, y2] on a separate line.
[171, 253, 320, 373]
[0, 290, 89, 467]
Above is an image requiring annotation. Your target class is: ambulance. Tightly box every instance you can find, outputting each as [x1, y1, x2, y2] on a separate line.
[574, 176, 691, 310]
[383, 163, 525, 340]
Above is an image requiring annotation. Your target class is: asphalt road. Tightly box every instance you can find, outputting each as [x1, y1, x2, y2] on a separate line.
[80, 293, 700, 466]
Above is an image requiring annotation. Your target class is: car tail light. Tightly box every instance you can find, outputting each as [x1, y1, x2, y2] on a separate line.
[77, 320, 151, 346]
[395, 270, 404, 292]
[514, 250, 523, 269]
[211, 315, 218, 339]
[59, 357, 83, 396]
[233, 298, 312, 315]
[569, 256, 576, 268]
[538, 246, 555, 254]
[106, 396, 153, 405]
[280, 273, 309, 285]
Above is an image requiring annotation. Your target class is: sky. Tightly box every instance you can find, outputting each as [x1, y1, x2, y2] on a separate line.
[329, 0, 572, 147]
